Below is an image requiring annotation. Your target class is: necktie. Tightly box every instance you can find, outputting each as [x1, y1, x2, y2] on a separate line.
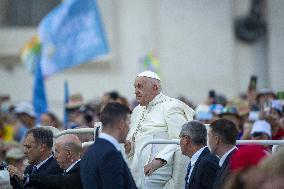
[24, 166, 37, 186]
[31, 165, 37, 174]
[185, 162, 191, 189]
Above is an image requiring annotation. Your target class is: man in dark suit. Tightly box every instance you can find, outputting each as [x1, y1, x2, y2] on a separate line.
[180, 121, 219, 189]
[8, 127, 63, 189]
[28, 134, 83, 189]
[207, 119, 238, 189]
[80, 103, 137, 189]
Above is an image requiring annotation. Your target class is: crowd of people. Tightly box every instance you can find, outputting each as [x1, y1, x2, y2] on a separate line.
[0, 70, 283, 189]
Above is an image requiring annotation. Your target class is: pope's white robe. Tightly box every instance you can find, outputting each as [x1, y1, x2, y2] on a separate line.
[126, 93, 194, 189]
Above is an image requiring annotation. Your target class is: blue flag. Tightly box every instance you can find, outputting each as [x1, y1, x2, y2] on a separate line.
[63, 81, 69, 129]
[33, 54, 48, 122]
[38, 0, 109, 77]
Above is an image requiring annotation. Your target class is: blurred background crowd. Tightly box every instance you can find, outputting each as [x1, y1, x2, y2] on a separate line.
[1, 82, 283, 173]
[1, 0, 284, 188]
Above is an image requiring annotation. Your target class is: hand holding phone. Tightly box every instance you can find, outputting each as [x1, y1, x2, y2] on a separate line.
[262, 100, 271, 116]
[249, 75, 257, 91]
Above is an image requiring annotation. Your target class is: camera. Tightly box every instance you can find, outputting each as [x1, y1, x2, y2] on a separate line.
[263, 100, 271, 113]
[0, 162, 8, 170]
[0, 162, 25, 189]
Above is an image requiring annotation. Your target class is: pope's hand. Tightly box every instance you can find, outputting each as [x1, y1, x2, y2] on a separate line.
[124, 140, 131, 154]
[144, 159, 164, 176]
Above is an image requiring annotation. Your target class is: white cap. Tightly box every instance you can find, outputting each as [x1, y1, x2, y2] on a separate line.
[251, 120, 272, 138]
[6, 147, 25, 159]
[14, 101, 35, 117]
[137, 71, 160, 81]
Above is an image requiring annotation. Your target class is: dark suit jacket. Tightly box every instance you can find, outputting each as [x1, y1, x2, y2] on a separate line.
[186, 147, 219, 189]
[29, 160, 83, 189]
[212, 149, 237, 189]
[11, 156, 63, 189]
[80, 138, 137, 189]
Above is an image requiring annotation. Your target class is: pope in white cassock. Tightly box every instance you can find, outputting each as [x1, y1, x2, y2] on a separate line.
[125, 71, 195, 189]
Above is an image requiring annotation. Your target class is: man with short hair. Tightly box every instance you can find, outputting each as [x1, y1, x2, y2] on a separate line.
[180, 121, 219, 189]
[125, 71, 194, 189]
[8, 127, 63, 189]
[28, 134, 83, 189]
[80, 103, 137, 189]
[207, 119, 238, 189]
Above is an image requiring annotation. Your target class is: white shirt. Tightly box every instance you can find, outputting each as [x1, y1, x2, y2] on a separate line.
[219, 146, 237, 167]
[65, 159, 81, 173]
[187, 146, 207, 180]
[99, 132, 121, 151]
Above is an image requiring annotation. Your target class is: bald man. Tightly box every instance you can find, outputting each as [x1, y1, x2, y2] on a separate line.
[29, 134, 83, 189]
[125, 71, 195, 189]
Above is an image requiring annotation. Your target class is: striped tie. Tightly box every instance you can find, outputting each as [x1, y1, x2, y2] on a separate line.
[31, 165, 37, 174]
[185, 162, 191, 189]
[24, 165, 37, 186]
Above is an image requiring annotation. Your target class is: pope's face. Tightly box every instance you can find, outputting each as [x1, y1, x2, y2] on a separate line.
[134, 77, 156, 106]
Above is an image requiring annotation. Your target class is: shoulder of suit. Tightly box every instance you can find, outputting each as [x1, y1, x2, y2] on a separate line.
[69, 162, 81, 172]
[197, 155, 219, 171]
[93, 138, 119, 152]
[24, 164, 33, 173]
[49, 156, 60, 165]
[198, 148, 217, 161]
[82, 139, 119, 164]
[49, 157, 63, 170]
[202, 153, 219, 162]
